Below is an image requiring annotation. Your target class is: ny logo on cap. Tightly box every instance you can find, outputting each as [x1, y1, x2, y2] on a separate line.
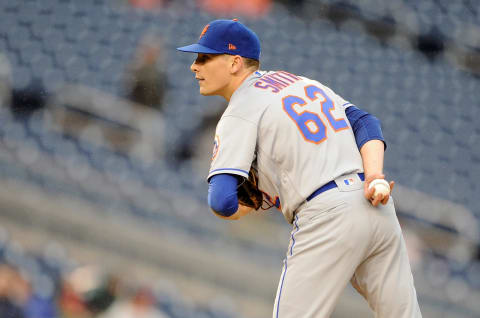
[199, 24, 209, 40]
[228, 43, 237, 50]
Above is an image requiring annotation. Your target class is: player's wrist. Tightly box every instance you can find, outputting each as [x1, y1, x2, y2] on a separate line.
[364, 173, 385, 183]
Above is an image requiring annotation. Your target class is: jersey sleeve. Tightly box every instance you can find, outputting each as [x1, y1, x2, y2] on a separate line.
[207, 115, 257, 181]
[326, 87, 355, 111]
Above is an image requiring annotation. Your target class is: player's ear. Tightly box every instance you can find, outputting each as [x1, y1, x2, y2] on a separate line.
[230, 55, 243, 74]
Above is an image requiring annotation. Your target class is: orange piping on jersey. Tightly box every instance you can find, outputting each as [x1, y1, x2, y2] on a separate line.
[282, 95, 327, 145]
[304, 86, 349, 133]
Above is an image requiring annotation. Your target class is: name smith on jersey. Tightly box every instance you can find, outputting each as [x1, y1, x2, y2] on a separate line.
[254, 71, 301, 93]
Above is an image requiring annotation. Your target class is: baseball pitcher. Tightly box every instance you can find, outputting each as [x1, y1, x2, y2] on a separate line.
[178, 19, 422, 318]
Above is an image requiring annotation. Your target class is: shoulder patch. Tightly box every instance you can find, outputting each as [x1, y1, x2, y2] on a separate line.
[211, 134, 220, 161]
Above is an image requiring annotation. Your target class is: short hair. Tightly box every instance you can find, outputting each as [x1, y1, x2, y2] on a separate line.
[243, 57, 260, 70]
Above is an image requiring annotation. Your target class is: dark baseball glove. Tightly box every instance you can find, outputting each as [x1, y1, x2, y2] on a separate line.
[237, 168, 263, 210]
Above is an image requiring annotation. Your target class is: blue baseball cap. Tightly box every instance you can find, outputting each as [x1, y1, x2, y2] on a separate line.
[177, 19, 261, 60]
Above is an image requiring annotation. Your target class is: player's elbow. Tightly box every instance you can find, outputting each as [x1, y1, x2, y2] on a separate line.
[208, 190, 238, 217]
[210, 208, 240, 220]
[208, 174, 239, 218]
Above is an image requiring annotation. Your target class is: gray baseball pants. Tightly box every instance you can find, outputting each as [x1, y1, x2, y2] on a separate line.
[273, 180, 422, 318]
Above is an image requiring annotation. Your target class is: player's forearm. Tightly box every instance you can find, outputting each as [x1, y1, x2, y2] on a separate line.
[211, 204, 253, 220]
[235, 204, 254, 218]
[359, 139, 385, 179]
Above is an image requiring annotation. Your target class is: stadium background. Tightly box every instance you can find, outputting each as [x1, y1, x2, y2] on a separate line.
[0, 0, 479, 317]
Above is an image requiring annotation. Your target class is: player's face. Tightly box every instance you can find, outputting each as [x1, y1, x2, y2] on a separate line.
[190, 53, 232, 97]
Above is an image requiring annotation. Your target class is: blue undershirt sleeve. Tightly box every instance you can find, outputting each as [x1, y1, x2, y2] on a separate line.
[208, 174, 239, 217]
[345, 106, 387, 150]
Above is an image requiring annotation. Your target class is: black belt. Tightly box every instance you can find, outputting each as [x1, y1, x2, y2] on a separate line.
[306, 173, 365, 202]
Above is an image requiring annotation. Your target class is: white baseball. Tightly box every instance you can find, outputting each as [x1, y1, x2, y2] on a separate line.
[368, 179, 390, 198]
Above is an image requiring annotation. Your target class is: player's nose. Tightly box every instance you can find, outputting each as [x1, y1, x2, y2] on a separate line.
[190, 61, 198, 73]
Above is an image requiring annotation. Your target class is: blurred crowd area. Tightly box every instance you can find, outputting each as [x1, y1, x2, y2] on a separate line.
[0, 227, 234, 318]
[0, 0, 479, 317]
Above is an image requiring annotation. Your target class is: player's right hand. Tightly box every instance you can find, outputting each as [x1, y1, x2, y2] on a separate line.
[364, 174, 395, 207]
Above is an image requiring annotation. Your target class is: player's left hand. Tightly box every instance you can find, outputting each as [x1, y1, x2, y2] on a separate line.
[364, 174, 395, 207]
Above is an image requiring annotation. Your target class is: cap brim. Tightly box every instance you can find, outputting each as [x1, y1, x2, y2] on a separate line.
[176, 43, 223, 54]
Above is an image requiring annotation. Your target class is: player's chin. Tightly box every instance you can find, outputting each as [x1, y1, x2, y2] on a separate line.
[199, 87, 214, 96]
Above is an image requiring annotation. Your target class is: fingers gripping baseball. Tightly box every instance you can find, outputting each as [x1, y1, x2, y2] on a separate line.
[364, 174, 395, 206]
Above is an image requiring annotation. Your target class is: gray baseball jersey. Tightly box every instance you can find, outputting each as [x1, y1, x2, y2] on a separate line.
[208, 70, 363, 223]
[208, 70, 421, 318]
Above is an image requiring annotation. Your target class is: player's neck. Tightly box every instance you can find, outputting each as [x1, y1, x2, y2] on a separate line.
[222, 69, 255, 102]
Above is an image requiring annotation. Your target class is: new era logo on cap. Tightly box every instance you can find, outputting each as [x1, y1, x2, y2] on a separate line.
[177, 19, 261, 60]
